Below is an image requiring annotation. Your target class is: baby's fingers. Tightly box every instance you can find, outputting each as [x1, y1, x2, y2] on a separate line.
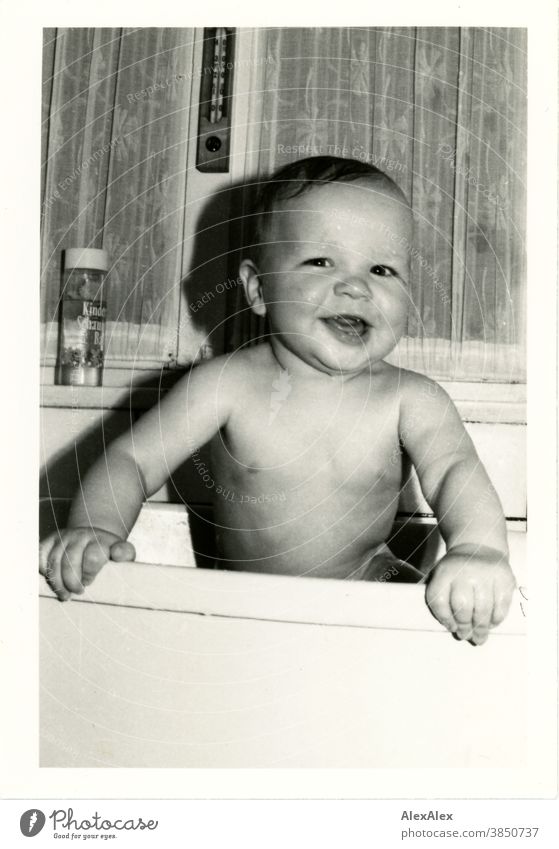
[60, 540, 90, 594]
[425, 581, 458, 633]
[470, 587, 493, 645]
[39, 536, 54, 579]
[81, 538, 113, 587]
[42, 541, 71, 601]
[450, 583, 475, 641]
[109, 541, 136, 562]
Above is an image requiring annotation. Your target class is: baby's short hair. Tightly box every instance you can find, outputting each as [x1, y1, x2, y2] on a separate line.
[249, 155, 409, 260]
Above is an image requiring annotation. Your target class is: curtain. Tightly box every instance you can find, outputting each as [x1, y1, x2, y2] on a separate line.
[226, 27, 526, 383]
[41, 28, 195, 366]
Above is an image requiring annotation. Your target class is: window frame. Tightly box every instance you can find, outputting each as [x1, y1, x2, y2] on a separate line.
[40, 26, 527, 430]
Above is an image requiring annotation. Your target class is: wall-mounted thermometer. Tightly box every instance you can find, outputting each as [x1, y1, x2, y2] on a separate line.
[196, 28, 235, 173]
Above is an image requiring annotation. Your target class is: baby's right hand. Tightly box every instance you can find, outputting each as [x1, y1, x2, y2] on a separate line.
[39, 527, 136, 601]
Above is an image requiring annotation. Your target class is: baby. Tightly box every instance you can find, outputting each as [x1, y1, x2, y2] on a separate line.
[40, 156, 516, 645]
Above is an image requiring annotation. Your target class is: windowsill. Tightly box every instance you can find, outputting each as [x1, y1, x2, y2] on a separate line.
[40, 379, 527, 422]
[40, 383, 169, 411]
[39, 367, 186, 410]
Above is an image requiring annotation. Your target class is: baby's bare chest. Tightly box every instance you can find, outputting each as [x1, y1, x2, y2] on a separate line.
[218, 381, 402, 487]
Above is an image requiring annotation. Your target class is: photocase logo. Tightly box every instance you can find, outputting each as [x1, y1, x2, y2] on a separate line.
[18, 806, 159, 837]
[19, 809, 46, 837]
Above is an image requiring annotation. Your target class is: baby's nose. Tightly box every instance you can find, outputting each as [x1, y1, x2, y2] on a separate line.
[333, 276, 371, 299]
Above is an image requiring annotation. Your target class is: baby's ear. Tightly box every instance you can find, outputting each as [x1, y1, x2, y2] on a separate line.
[239, 259, 267, 317]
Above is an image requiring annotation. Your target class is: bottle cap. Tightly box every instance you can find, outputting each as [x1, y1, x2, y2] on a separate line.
[64, 248, 109, 272]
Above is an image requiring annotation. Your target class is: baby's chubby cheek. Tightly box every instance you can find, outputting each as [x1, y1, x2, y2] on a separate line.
[376, 318, 406, 355]
[265, 282, 323, 318]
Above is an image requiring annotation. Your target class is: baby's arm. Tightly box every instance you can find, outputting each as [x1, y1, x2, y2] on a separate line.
[40, 356, 235, 599]
[399, 372, 515, 644]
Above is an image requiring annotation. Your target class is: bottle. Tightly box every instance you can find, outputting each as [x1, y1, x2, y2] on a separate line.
[57, 248, 109, 386]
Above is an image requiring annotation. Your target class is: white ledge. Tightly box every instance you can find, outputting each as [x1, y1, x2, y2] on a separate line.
[39, 557, 527, 636]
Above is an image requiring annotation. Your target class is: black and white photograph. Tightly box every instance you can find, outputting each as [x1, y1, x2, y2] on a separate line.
[1, 0, 558, 843]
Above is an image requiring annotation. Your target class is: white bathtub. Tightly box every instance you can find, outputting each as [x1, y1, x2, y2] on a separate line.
[40, 504, 527, 768]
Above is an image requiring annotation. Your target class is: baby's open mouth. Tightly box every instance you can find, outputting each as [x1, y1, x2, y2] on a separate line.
[322, 313, 370, 343]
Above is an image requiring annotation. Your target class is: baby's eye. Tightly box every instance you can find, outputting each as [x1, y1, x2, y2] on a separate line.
[303, 257, 332, 268]
[370, 264, 397, 277]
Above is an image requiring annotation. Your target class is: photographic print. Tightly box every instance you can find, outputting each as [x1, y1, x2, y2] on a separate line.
[38, 25, 530, 771]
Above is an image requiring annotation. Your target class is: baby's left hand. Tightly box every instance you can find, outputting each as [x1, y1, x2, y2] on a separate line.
[425, 545, 516, 645]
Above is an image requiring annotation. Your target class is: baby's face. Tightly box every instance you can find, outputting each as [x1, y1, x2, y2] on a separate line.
[251, 180, 413, 376]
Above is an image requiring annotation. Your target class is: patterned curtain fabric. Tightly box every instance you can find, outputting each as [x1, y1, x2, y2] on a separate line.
[41, 28, 194, 366]
[42, 27, 526, 383]
[227, 27, 526, 382]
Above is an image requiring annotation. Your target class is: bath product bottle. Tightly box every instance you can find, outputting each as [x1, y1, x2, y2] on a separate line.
[57, 248, 109, 386]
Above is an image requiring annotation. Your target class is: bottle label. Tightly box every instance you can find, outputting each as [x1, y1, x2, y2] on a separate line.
[60, 299, 107, 368]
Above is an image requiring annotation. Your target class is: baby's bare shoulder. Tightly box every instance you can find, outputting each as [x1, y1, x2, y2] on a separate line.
[374, 364, 439, 399]
[215, 345, 273, 388]
[396, 367, 444, 399]
[394, 368, 463, 435]
[184, 345, 272, 401]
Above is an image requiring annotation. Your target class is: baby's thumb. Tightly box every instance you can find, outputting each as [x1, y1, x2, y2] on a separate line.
[109, 540, 136, 562]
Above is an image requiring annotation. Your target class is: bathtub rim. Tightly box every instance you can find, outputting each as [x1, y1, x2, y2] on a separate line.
[39, 542, 527, 637]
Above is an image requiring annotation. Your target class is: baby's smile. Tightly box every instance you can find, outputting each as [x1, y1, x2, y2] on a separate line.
[320, 312, 371, 345]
